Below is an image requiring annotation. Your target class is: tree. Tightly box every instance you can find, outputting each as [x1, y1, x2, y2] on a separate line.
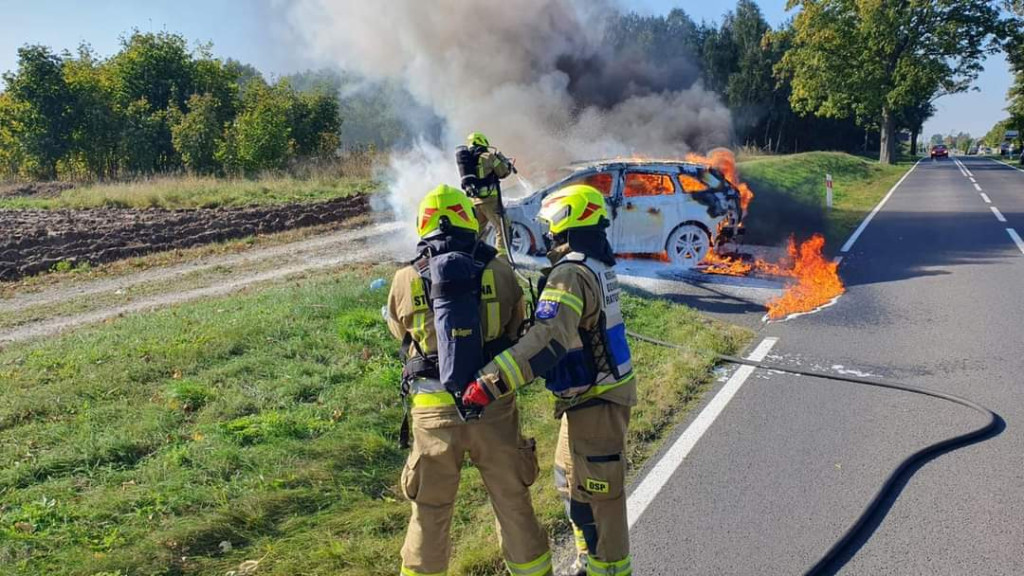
[171, 93, 222, 173]
[117, 98, 164, 174]
[778, 0, 1001, 164]
[290, 88, 341, 160]
[218, 82, 293, 174]
[63, 44, 119, 178]
[896, 100, 936, 156]
[0, 92, 27, 178]
[930, 133, 944, 146]
[724, 0, 776, 147]
[2, 45, 75, 178]
[1003, 2, 1024, 136]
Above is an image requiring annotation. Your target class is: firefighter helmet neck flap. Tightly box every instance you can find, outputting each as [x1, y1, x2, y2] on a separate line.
[537, 184, 616, 266]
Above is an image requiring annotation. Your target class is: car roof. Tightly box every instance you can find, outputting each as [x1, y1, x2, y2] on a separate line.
[565, 159, 708, 171]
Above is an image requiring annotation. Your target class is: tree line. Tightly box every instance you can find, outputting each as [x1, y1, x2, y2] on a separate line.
[1, 1, 1021, 181]
[611, 0, 1014, 164]
[0, 32, 340, 180]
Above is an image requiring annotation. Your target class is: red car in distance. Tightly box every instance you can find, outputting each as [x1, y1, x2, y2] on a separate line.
[930, 144, 949, 159]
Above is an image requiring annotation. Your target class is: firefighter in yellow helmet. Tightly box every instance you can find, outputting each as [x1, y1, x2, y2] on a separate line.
[456, 132, 516, 255]
[462, 185, 636, 576]
[385, 184, 552, 576]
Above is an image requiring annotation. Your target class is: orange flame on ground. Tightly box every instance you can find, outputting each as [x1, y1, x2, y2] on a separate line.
[702, 235, 845, 321]
[686, 148, 754, 211]
[763, 235, 844, 320]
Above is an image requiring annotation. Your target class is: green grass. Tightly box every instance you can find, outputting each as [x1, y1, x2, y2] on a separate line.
[738, 151, 915, 249]
[0, 265, 749, 576]
[0, 174, 378, 210]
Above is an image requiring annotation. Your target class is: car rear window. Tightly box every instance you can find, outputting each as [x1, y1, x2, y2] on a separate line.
[567, 172, 615, 196]
[624, 172, 675, 197]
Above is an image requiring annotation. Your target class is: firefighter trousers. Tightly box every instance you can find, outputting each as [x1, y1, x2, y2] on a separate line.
[473, 194, 507, 256]
[400, 397, 552, 576]
[554, 401, 632, 575]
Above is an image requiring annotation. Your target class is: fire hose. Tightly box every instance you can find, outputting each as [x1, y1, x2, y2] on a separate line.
[626, 330, 1001, 576]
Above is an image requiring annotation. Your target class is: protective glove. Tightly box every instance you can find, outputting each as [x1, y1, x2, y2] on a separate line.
[462, 379, 493, 408]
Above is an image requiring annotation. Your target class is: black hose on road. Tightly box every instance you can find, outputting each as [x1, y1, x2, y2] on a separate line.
[627, 330, 1002, 576]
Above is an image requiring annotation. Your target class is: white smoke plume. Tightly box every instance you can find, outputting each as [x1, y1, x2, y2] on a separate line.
[287, 0, 732, 247]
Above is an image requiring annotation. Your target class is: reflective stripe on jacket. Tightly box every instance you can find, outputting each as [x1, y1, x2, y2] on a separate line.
[476, 248, 637, 413]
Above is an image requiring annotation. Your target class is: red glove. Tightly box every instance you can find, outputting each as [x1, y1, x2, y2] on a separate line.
[462, 380, 493, 407]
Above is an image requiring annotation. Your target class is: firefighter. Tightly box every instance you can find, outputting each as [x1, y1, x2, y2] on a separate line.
[385, 184, 552, 576]
[456, 132, 515, 255]
[463, 184, 636, 576]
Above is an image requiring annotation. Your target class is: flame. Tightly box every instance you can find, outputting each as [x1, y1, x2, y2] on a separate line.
[763, 235, 844, 320]
[701, 235, 845, 321]
[685, 148, 754, 211]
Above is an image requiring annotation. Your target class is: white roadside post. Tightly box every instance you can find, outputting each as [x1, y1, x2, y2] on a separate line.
[826, 173, 833, 210]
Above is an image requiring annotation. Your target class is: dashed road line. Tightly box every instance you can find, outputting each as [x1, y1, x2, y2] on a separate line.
[627, 337, 780, 528]
[980, 193, 991, 204]
[1007, 228, 1024, 256]
[974, 182, 983, 192]
[991, 206, 1007, 223]
[840, 158, 922, 253]
[970, 177, 977, 183]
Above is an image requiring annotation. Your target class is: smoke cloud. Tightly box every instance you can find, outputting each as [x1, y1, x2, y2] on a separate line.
[286, 0, 732, 246]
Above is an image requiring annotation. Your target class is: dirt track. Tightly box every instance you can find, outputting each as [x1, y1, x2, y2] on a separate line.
[0, 195, 369, 280]
[0, 221, 402, 347]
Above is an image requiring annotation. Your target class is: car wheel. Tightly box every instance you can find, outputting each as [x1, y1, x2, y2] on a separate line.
[507, 222, 533, 257]
[484, 221, 533, 256]
[666, 224, 711, 268]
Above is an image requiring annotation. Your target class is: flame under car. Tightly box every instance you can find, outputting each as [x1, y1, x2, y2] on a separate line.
[500, 160, 745, 267]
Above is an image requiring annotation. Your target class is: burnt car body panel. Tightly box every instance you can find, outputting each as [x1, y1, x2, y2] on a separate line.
[502, 160, 744, 258]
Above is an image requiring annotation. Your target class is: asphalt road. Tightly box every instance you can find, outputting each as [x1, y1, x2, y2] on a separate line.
[628, 156, 1024, 575]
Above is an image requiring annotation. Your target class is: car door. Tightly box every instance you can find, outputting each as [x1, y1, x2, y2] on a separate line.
[610, 169, 677, 253]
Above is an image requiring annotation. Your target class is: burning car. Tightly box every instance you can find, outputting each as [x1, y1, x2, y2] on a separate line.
[500, 160, 745, 267]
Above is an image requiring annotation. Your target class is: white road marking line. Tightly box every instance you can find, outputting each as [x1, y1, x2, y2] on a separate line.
[974, 183, 983, 192]
[991, 206, 1007, 223]
[840, 158, 922, 253]
[970, 177, 977, 183]
[833, 255, 844, 266]
[980, 193, 991, 204]
[627, 337, 779, 528]
[1007, 228, 1024, 256]
[990, 158, 1024, 174]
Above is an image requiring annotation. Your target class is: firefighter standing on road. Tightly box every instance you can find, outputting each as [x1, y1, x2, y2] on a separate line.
[385, 184, 552, 576]
[462, 184, 636, 576]
[456, 132, 515, 255]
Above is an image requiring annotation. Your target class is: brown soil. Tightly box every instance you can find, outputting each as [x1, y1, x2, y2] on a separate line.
[0, 195, 369, 280]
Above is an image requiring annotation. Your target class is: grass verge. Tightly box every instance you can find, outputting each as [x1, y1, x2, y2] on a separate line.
[0, 175, 378, 210]
[738, 151, 915, 249]
[0, 265, 749, 575]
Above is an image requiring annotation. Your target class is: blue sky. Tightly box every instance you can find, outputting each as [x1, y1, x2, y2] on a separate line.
[0, 0, 1012, 139]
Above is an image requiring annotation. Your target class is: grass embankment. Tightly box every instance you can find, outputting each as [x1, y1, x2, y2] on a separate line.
[0, 266, 749, 575]
[0, 175, 378, 210]
[738, 151, 915, 249]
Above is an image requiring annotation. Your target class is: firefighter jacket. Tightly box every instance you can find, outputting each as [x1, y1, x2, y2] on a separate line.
[474, 147, 513, 198]
[476, 245, 637, 415]
[387, 255, 526, 422]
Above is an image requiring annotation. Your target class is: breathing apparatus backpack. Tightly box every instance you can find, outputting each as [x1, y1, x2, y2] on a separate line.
[455, 145, 501, 198]
[455, 145, 481, 197]
[400, 242, 505, 442]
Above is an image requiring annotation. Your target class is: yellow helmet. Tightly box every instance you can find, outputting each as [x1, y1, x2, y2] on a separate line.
[417, 184, 479, 238]
[538, 184, 608, 235]
[467, 132, 490, 148]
